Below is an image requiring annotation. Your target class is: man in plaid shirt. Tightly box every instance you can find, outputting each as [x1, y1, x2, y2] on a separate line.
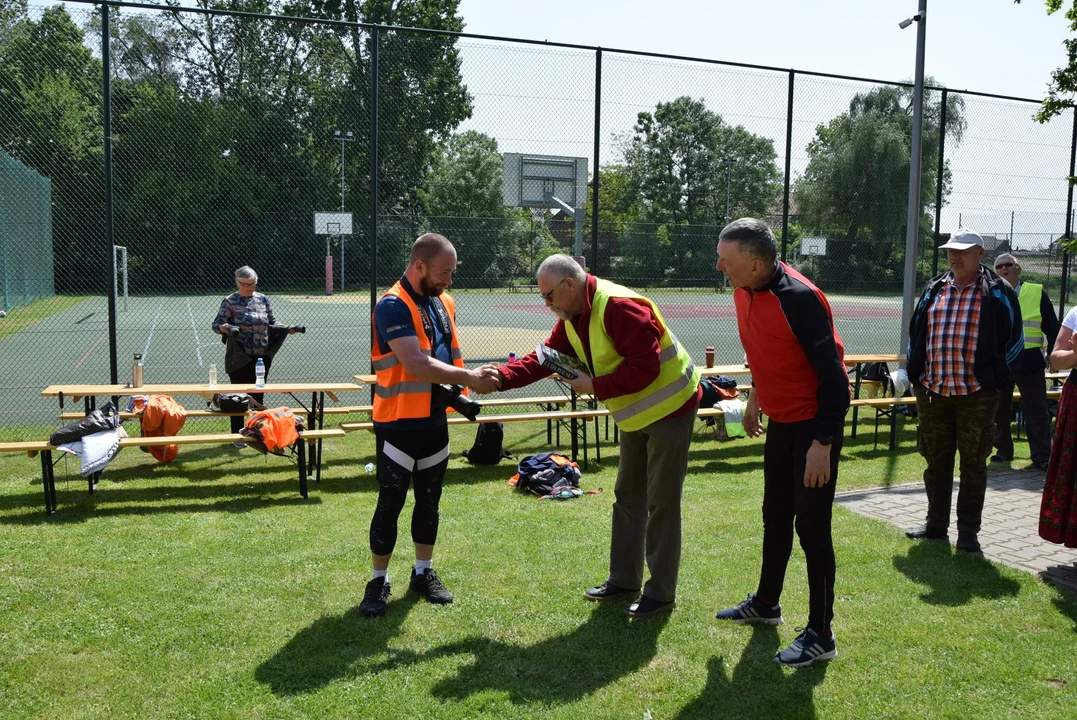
[904, 229, 1024, 554]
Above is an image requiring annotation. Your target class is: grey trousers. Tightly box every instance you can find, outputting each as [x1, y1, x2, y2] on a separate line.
[608, 406, 696, 603]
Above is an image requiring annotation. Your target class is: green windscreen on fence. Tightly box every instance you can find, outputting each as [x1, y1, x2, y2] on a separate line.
[0, 148, 54, 311]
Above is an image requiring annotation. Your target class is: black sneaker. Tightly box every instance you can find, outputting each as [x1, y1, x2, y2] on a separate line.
[774, 627, 837, 667]
[584, 581, 640, 602]
[956, 531, 983, 555]
[715, 593, 783, 625]
[359, 577, 390, 617]
[905, 524, 947, 540]
[410, 567, 454, 604]
[626, 595, 675, 618]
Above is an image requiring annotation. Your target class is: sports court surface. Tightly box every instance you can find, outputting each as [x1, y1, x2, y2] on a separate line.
[0, 290, 903, 427]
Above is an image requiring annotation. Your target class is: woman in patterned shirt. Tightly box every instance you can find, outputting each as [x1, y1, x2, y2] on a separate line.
[212, 266, 294, 438]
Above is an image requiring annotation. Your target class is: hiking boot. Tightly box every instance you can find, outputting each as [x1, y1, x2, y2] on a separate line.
[626, 595, 675, 618]
[774, 627, 837, 667]
[905, 524, 947, 540]
[715, 594, 783, 625]
[359, 577, 391, 617]
[410, 568, 454, 604]
[956, 531, 983, 555]
[584, 581, 640, 602]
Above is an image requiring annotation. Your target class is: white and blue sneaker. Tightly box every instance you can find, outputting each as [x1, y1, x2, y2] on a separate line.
[715, 593, 783, 625]
[774, 627, 837, 667]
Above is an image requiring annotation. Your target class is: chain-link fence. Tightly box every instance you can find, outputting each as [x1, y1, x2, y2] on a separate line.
[0, 0, 1074, 431]
[0, 148, 53, 311]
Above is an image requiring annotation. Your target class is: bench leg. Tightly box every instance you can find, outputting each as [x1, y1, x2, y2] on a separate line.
[297, 439, 309, 499]
[40, 450, 56, 515]
[890, 406, 900, 450]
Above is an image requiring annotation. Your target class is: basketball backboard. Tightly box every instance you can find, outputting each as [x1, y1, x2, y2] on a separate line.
[314, 212, 353, 235]
[801, 237, 827, 256]
[503, 153, 588, 209]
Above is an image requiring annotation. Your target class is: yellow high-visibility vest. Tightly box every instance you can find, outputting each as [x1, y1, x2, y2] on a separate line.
[564, 279, 698, 432]
[1018, 282, 1044, 349]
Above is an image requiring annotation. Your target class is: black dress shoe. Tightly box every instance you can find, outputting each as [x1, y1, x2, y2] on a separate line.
[905, 524, 947, 540]
[990, 454, 1012, 463]
[956, 531, 983, 554]
[625, 595, 675, 618]
[584, 581, 640, 602]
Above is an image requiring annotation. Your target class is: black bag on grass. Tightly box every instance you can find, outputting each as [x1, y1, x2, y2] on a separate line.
[463, 422, 513, 465]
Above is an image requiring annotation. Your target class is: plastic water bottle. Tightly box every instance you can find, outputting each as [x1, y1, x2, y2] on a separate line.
[208, 364, 217, 389]
[132, 353, 143, 388]
[255, 358, 265, 388]
[364, 462, 375, 473]
[508, 352, 517, 363]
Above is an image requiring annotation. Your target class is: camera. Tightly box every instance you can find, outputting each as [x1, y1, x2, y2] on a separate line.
[290, 326, 306, 334]
[431, 383, 481, 422]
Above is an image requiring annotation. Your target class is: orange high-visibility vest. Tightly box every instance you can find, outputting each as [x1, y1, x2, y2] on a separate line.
[371, 282, 464, 423]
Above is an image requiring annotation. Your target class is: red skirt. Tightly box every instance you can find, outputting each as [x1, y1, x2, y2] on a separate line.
[1040, 380, 1077, 547]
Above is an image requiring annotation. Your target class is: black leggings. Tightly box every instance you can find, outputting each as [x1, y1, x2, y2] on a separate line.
[369, 425, 450, 556]
[757, 419, 841, 632]
[226, 355, 272, 432]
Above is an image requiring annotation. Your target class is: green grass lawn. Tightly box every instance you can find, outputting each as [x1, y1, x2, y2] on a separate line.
[0, 295, 91, 342]
[0, 413, 1074, 719]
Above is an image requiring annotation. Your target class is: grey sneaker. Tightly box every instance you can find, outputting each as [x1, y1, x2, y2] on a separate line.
[774, 627, 836, 667]
[715, 593, 783, 625]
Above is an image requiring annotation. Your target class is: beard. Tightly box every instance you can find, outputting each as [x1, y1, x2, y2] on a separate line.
[549, 306, 572, 321]
[417, 274, 444, 297]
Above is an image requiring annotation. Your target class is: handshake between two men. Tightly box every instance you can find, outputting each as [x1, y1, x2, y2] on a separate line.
[465, 362, 596, 397]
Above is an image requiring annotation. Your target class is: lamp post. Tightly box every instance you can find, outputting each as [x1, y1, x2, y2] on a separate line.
[723, 157, 736, 224]
[334, 129, 353, 291]
[898, 1, 927, 363]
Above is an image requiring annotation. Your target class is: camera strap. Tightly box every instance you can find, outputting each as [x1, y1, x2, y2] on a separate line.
[418, 298, 453, 347]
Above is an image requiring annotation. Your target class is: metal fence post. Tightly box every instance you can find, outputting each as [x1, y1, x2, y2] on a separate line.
[102, 2, 118, 385]
[931, 88, 947, 277]
[1060, 104, 1077, 316]
[780, 70, 794, 262]
[591, 48, 601, 272]
[368, 24, 380, 402]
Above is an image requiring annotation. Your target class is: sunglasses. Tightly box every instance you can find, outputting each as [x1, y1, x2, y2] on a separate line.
[540, 278, 567, 302]
[994, 262, 1016, 270]
[238, 280, 257, 287]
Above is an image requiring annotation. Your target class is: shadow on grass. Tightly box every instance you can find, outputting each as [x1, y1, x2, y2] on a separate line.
[673, 625, 826, 720]
[422, 603, 669, 706]
[255, 593, 421, 696]
[893, 541, 1021, 606]
[1050, 581, 1077, 633]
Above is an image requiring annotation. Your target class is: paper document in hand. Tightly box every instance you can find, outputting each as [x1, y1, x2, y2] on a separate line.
[535, 344, 589, 380]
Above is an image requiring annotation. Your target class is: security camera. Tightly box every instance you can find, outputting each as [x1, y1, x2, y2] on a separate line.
[898, 17, 914, 29]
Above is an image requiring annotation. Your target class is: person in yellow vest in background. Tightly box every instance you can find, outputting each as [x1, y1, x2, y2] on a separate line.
[359, 233, 500, 618]
[992, 253, 1060, 472]
[483, 254, 701, 618]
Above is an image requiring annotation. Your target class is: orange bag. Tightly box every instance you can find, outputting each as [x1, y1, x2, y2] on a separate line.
[135, 395, 188, 463]
[243, 408, 302, 454]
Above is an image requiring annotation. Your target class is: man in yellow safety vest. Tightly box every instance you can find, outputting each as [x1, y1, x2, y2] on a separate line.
[485, 254, 701, 618]
[991, 253, 1060, 472]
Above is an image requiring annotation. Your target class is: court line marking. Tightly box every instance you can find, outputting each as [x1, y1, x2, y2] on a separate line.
[75, 329, 108, 369]
[142, 299, 163, 361]
[187, 297, 204, 366]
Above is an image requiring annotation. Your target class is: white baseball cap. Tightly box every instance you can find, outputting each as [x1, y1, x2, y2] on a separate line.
[939, 228, 984, 251]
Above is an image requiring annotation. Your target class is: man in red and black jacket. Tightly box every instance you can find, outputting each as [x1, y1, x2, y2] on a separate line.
[712, 218, 849, 669]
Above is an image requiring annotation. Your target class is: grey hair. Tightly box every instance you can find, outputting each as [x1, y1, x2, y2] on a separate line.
[718, 218, 777, 265]
[537, 254, 586, 283]
[994, 252, 1019, 269]
[235, 266, 258, 284]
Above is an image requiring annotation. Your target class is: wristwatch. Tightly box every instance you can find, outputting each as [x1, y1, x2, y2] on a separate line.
[814, 434, 833, 447]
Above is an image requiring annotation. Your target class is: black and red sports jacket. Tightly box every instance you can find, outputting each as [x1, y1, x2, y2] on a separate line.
[734, 262, 849, 439]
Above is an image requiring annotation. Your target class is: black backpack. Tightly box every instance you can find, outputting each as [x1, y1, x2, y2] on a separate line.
[861, 362, 893, 395]
[462, 422, 513, 465]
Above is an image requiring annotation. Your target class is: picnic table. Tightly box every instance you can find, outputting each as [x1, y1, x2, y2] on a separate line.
[42, 382, 364, 485]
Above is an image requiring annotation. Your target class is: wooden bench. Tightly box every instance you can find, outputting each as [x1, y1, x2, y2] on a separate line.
[0, 428, 345, 515]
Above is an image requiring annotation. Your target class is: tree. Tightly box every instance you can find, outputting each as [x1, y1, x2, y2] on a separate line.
[617, 96, 781, 282]
[793, 82, 966, 287]
[1014, 0, 1077, 121]
[418, 131, 555, 286]
[0, 5, 104, 293]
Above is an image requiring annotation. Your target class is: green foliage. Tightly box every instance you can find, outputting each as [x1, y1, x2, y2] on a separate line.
[793, 82, 965, 289]
[1015, 0, 1077, 121]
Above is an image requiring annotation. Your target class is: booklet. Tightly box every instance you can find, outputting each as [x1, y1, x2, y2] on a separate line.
[535, 344, 589, 380]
